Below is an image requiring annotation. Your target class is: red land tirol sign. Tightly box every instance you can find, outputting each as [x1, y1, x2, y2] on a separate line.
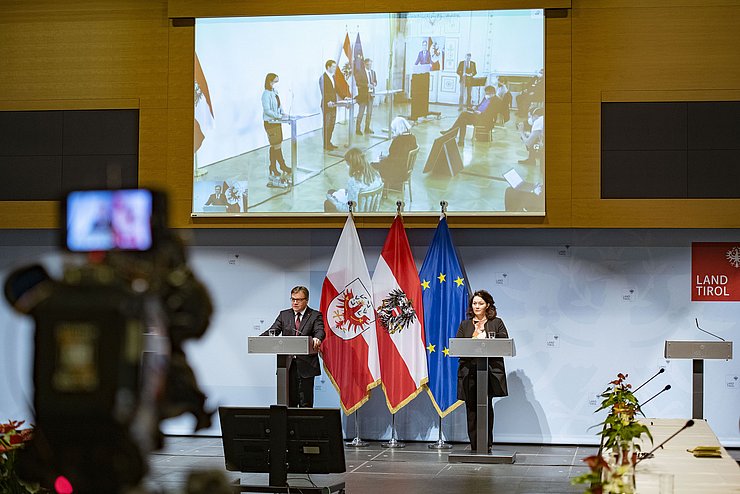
[692, 242, 740, 301]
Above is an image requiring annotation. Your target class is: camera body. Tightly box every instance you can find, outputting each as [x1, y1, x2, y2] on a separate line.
[4, 189, 213, 494]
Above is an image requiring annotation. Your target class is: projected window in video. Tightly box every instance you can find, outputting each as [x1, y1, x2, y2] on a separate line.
[193, 10, 544, 215]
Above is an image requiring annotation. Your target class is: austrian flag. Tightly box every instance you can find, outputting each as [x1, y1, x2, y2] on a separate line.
[373, 216, 428, 413]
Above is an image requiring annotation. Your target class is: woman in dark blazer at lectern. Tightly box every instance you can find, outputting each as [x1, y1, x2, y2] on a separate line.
[456, 289, 509, 452]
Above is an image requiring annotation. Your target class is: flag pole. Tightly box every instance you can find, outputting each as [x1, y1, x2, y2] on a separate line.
[345, 407, 369, 448]
[428, 415, 453, 449]
[381, 412, 406, 448]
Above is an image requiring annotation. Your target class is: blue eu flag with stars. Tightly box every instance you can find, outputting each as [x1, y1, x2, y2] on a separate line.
[420, 217, 468, 417]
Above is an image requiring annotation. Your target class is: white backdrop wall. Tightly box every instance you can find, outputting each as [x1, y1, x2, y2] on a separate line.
[1, 229, 738, 446]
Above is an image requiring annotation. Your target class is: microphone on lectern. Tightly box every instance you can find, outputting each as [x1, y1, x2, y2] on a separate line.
[695, 318, 725, 341]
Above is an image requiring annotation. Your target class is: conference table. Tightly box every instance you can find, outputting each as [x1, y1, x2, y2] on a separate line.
[634, 418, 740, 493]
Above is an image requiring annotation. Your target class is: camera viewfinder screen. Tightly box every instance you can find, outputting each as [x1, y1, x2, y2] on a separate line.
[65, 190, 153, 252]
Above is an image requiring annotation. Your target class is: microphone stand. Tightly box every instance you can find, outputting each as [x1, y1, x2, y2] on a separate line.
[634, 420, 695, 465]
[633, 368, 665, 394]
[638, 385, 671, 410]
[695, 318, 725, 341]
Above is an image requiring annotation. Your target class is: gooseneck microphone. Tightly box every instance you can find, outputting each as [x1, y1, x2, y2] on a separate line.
[695, 318, 725, 341]
[640, 384, 671, 409]
[633, 367, 666, 394]
[635, 420, 695, 465]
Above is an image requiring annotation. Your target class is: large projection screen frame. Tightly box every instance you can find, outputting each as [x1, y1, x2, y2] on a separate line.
[192, 9, 545, 218]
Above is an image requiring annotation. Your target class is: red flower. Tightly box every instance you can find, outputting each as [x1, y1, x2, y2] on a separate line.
[9, 428, 33, 445]
[0, 420, 24, 434]
[582, 454, 611, 472]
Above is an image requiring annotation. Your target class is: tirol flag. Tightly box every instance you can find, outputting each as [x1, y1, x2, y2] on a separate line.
[335, 32, 352, 99]
[373, 215, 428, 413]
[420, 217, 467, 417]
[194, 53, 214, 153]
[320, 215, 381, 414]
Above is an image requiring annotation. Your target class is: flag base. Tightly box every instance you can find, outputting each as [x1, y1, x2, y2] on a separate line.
[381, 437, 406, 448]
[427, 439, 453, 450]
[345, 437, 369, 448]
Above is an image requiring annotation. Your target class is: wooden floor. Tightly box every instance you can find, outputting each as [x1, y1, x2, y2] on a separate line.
[145, 436, 594, 493]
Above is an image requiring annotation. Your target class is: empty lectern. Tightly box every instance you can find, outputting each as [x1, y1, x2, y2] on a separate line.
[664, 340, 733, 419]
[448, 338, 516, 464]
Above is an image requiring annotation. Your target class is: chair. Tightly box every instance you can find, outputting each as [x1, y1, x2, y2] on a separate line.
[382, 146, 420, 203]
[474, 125, 493, 142]
[356, 183, 384, 212]
[400, 146, 420, 202]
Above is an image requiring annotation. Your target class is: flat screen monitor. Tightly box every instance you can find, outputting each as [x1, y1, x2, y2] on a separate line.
[193, 9, 545, 216]
[219, 407, 345, 475]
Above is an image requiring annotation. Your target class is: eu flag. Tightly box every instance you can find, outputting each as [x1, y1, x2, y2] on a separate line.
[420, 217, 468, 417]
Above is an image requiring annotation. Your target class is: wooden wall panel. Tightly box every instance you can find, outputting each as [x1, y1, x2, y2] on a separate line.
[570, 2, 740, 227]
[1, 0, 739, 229]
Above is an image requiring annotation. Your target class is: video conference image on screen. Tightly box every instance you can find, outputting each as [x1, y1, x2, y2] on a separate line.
[192, 10, 544, 215]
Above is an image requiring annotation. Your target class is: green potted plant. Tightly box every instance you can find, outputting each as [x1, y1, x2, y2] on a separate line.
[572, 373, 653, 494]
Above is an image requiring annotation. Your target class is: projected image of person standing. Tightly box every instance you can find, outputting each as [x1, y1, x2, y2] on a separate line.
[261, 73, 291, 188]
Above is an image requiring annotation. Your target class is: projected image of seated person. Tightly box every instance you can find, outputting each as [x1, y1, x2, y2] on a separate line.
[373, 117, 417, 193]
[325, 147, 383, 213]
[440, 86, 501, 146]
[517, 107, 544, 165]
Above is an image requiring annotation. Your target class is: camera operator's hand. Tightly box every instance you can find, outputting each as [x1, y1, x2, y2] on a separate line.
[313, 337, 322, 350]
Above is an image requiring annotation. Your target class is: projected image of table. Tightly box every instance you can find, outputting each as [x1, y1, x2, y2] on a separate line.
[280, 113, 319, 186]
[447, 337, 517, 464]
[374, 88, 402, 140]
[327, 99, 356, 158]
[247, 336, 317, 406]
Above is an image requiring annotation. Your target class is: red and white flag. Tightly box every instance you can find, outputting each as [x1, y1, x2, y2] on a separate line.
[320, 216, 381, 414]
[194, 52, 214, 153]
[335, 32, 352, 99]
[373, 216, 428, 413]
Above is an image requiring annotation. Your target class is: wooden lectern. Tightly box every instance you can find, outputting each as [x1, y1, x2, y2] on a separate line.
[247, 336, 317, 406]
[448, 337, 517, 464]
[664, 340, 733, 419]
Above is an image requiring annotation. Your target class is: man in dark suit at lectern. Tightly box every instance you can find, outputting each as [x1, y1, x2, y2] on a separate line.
[263, 286, 325, 407]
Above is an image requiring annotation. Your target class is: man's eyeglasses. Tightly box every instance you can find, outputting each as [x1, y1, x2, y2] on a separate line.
[291, 297, 307, 302]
